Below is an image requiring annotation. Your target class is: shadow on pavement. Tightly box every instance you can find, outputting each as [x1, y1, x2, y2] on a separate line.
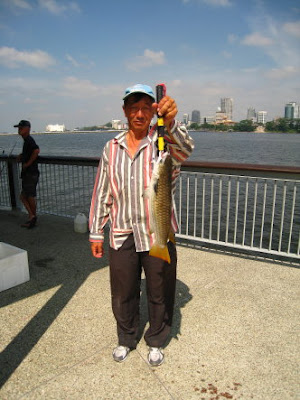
[0, 212, 109, 388]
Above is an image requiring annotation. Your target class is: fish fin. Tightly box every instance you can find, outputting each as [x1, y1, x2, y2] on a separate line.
[169, 231, 176, 245]
[149, 244, 171, 264]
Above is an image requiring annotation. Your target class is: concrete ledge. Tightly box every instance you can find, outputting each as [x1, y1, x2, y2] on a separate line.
[0, 242, 29, 292]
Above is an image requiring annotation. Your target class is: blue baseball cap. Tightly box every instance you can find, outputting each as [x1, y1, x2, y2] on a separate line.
[123, 84, 155, 101]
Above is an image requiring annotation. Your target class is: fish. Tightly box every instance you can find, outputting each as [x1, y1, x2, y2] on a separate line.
[147, 151, 175, 264]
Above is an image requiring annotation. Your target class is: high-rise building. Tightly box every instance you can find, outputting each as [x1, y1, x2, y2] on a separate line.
[191, 110, 201, 124]
[285, 102, 299, 119]
[257, 111, 267, 125]
[220, 98, 233, 121]
[247, 107, 256, 122]
[183, 113, 189, 126]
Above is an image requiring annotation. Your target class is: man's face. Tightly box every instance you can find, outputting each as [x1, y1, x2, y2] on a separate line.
[18, 126, 30, 137]
[123, 95, 154, 135]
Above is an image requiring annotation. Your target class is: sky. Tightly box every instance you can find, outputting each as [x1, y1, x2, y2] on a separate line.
[0, 0, 299, 132]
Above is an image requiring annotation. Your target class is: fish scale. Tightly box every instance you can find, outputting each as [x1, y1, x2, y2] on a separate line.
[148, 152, 175, 263]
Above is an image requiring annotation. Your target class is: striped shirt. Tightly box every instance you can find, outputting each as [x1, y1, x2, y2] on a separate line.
[89, 120, 194, 252]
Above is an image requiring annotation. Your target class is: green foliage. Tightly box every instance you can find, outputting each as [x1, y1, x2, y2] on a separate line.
[233, 120, 255, 132]
[189, 122, 200, 130]
[201, 123, 215, 130]
[80, 126, 101, 131]
[265, 118, 300, 133]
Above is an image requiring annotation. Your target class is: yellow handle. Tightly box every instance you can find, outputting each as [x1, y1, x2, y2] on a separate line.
[158, 136, 164, 151]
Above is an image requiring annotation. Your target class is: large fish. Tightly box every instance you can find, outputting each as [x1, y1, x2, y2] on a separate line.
[148, 151, 175, 264]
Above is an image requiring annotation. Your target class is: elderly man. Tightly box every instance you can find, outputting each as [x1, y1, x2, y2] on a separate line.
[15, 120, 40, 229]
[89, 84, 194, 366]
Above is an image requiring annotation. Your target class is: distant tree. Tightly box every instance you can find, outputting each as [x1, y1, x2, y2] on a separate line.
[215, 123, 228, 131]
[81, 126, 100, 131]
[293, 119, 300, 133]
[276, 118, 288, 132]
[201, 123, 215, 130]
[105, 122, 112, 128]
[233, 120, 255, 132]
[264, 118, 300, 133]
[265, 121, 276, 132]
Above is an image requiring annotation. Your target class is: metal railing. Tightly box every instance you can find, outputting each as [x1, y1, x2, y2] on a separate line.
[1, 155, 299, 259]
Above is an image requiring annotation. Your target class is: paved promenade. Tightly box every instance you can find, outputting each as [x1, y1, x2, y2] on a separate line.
[0, 210, 299, 399]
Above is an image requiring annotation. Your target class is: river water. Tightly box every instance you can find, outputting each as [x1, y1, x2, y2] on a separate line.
[1, 130, 300, 166]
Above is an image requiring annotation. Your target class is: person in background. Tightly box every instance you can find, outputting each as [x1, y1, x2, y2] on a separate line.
[15, 120, 40, 229]
[89, 84, 194, 366]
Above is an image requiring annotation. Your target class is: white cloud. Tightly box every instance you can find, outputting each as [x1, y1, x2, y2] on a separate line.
[265, 66, 300, 80]
[62, 76, 100, 98]
[66, 54, 80, 67]
[283, 21, 300, 37]
[9, 0, 32, 10]
[38, 0, 80, 15]
[202, 0, 232, 6]
[240, 3, 300, 71]
[126, 49, 166, 71]
[241, 32, 274, 47]
[0, 47, 56, 68]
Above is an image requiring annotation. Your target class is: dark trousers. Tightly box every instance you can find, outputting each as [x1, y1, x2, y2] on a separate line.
[109, 234, 177, 349]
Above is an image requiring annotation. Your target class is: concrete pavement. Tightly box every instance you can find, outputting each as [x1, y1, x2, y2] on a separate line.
[0, 210, 299, 399]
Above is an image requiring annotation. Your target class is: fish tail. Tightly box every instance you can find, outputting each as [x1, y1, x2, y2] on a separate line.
[149, 244, 171, 264]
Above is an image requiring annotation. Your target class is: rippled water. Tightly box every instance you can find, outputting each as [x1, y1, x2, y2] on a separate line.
[1, 130, 300, 166]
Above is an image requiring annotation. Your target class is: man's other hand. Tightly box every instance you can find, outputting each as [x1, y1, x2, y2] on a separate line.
[90, 242, 104, 258]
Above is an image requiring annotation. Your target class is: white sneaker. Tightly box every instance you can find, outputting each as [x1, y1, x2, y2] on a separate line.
[112, 346, 130, 362]
[148, 347, 164, 366]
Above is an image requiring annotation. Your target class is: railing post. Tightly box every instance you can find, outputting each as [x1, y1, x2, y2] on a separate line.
[7, 159, 21, 210]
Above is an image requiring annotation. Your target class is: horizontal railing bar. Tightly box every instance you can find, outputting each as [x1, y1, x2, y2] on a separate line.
[182, 161, 300, 175]
[179, 171, 299, 184]
[176, 234, 300, 260]
[1, 154, 300, 175]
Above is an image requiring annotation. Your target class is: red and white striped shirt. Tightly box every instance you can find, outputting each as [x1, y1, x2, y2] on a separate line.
[89, 121, 194, 252]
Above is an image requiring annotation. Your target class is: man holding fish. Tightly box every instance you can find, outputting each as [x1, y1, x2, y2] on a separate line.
[89, 84, 194, 366]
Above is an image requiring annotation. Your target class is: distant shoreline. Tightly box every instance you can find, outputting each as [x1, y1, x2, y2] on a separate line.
[0, 130, 118, 136]
[0, 129, 299, 136]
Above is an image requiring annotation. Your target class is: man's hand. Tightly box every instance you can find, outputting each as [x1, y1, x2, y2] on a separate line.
[90, 242, 104, 258]
[152, 95, 178, 130]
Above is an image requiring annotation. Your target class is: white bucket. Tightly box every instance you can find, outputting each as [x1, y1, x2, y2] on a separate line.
[74, 213, 88, 233]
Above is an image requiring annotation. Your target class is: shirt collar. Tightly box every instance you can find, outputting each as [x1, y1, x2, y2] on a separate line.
[113, 130, 153, 149]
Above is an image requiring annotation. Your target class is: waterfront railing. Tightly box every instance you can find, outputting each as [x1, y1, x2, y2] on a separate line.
[1, 155, 299, 260]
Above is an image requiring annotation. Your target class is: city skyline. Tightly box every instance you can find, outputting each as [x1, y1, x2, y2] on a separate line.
[183, 99, 299, 125]
[0, 0, 299, 132]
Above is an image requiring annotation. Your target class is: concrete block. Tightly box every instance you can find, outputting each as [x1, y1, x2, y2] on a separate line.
[0, 242, 29, 292]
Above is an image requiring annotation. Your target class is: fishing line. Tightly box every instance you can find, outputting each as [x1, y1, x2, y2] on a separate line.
[0, 139, 19, 178]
